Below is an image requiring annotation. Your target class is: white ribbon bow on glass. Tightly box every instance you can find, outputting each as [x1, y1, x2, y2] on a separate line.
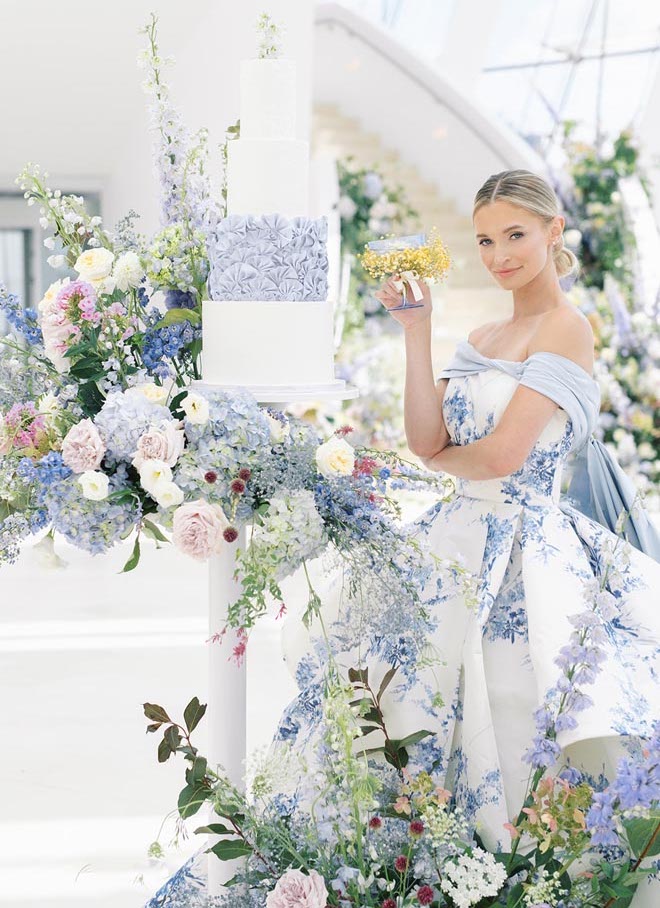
[392, 270, 424, 303]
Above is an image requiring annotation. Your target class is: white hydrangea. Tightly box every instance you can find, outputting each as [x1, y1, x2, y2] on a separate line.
[439, 848, 507, 907]
[252, 489, 327, 580]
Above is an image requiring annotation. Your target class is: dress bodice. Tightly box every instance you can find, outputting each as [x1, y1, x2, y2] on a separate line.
[442, 368, 573, 507]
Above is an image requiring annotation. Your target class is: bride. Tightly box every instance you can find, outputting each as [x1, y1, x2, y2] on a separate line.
[145, 169, 660, 907]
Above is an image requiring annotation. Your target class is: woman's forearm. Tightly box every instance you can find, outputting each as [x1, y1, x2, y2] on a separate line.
[403, 320, 450, 456]
[422, 437, 505, 480]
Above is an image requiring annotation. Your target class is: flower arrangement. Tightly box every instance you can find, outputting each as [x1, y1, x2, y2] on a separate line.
[336, 157, 420, 337]
[358, 231, 452, 288]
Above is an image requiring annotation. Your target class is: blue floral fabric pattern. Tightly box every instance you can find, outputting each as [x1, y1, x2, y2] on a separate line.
[143, 351, 660, 906]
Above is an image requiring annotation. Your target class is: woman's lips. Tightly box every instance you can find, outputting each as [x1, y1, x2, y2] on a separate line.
[495, 267, 521, 276]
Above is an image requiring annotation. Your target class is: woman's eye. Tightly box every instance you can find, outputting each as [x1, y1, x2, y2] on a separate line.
[478, 232, 523, 246]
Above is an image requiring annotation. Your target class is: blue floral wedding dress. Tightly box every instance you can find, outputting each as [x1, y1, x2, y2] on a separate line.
[145, 339, 660, 907]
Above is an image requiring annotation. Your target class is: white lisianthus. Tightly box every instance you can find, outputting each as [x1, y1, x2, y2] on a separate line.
[29, 533, 68, 570]
[181, 392, 210, 425]
[113, 251, 144, 292]
[139, 459, 173, 495]
[74, 247, 115, 281]
[315, 435, 355, 477]
[43, 236, 56, 250]
[47, 254, 67, 269]
[78, 470, 110, 501]
[266, 412, 290, 444]
[37, 392, 60, 420]
[152, 480, 184, 509]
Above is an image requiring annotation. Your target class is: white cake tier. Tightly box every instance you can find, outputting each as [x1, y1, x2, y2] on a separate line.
[239, 58, 297, 140]
[226, 138, 309, 217]
[202, 299, 336, 386]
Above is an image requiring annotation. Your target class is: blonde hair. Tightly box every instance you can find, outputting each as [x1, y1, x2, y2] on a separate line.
[473, 169, 580, 280]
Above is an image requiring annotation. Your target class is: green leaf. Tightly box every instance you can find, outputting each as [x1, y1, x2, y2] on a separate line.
[183, 697, 207, 734]
[624, 816, 660, 859]
[191, 756, 208, 784]
[194, 822, 234, 836]
[146, 722, 162, 733]
[377, 666, 398, 701]
[392, 729, 434, 749]
[348, 667, 368, 685]
[209, 839, 252, 860]
[144, 703, 172, 723]
[178, 783, 209, 819]
[164, 725, 181, 752]
[142, 518, 169, 544]
[77, 380, 105, 417]
[158, 736, 173, 763]
[153, 308, 202, 329]
[121, 536, 141, 573]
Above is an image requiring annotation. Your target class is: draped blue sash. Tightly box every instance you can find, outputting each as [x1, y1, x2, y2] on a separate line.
[437, 341, 660, 563]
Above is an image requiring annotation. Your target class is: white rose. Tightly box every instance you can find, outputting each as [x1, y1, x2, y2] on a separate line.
[78, 470, 110, 501]
[153, 480, 184, 509]
[139, 458, 172, 495]
[564, 228, 582, 248]
[638, 442, 655, 460]
[113, 251, 144, 292]
[88, 275, 116, 296]
[74, 247, 115, 281]
[127, 382, 172, 406]
[266, 412, 289, 443]
[181, 392, 209, 425]
[315, 435, 355, 477]
[38, 278, 70, 314]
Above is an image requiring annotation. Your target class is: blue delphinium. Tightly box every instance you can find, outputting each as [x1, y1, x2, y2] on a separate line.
[0, 283, 42, 346]
[141, 319, 200, 380]
[94, 389, 171, 463]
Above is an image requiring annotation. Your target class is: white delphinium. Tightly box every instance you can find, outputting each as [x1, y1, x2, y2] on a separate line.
[439, 848, 507, 907]
[523, 866, 565, 906]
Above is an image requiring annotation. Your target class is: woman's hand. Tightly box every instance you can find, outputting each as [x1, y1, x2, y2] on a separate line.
[373, 274, 432, 328]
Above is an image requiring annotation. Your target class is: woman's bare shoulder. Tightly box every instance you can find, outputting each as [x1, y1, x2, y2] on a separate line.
[528, 304, 594, 371]
[467, 319, 507, 346]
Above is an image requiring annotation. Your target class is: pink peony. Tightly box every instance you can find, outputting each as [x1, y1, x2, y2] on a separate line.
[132, 421, 185, 469]
[61, 419, 106, 473]
[172, 499, 230, 561]
[266, 869, 328, 908]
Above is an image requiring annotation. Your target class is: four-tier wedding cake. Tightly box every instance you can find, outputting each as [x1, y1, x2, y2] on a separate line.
[202, 55, 348, 397]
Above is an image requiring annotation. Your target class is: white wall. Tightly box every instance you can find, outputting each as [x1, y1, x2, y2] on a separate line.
[0, 0, 314, 237]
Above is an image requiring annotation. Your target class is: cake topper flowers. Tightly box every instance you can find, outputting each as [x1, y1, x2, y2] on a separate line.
[359, 229, 452, 310]
[256, 11, 284, 59]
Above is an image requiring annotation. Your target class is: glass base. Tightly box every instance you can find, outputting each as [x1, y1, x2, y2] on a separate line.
[389, 302, 425, 310]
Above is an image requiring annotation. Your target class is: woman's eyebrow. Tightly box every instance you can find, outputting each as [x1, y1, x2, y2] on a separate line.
[475, 224, 525, 238]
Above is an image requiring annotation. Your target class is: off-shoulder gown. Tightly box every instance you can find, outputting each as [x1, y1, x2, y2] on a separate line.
[145, 339, 660, 907]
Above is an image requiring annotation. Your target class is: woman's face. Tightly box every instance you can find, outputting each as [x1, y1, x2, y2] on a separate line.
[473, 200, 563, 287]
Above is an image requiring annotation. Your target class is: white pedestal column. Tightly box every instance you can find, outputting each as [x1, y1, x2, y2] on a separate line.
[207, 524, 247, 895]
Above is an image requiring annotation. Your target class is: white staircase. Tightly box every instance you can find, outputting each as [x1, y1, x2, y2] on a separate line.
[312, 103, 513, 365]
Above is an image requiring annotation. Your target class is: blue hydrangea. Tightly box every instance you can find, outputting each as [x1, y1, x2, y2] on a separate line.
[94, 389, 172, 463]
[44, 465, 141, 554]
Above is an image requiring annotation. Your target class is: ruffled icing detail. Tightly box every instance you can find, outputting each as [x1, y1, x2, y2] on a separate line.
[208, 214, 329, 301]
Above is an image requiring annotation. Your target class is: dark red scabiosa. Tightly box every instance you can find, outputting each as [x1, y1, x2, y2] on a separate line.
[335, 424, 354, 437]
[223, 526, 239, 543]
[394, 855, 408, 873]
[381, 899, 397, 908]
[204, 470, 218, 484]
[238, 467, 251, 481]
[369, 815, 383, 830]
[230, 478, 246, 495]
[409, 819, 425, 837]
[417, 885, 434, 905]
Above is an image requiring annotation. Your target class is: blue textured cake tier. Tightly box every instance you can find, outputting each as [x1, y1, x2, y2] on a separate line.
[207, 213, 329, 301]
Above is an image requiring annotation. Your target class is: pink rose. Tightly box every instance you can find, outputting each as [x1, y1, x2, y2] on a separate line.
[266, 869, 328, 908]
[61, 419, 106, 473]
[172, 499, 230, 561]
[132, 421, 185, 469]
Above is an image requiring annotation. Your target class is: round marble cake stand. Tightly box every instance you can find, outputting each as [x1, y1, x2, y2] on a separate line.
[191, 380, 359, 895]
